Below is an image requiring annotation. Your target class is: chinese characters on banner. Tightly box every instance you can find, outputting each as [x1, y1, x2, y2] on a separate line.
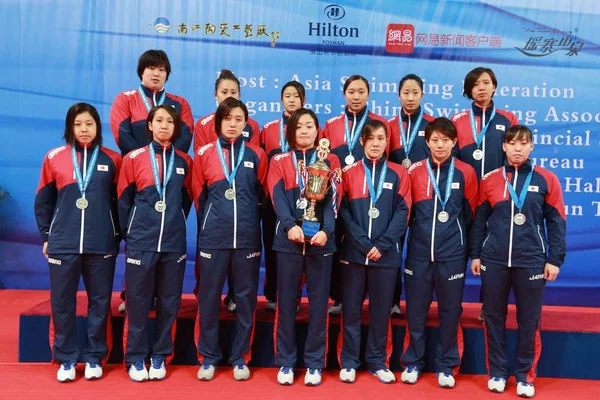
[177, 22, 280, 47]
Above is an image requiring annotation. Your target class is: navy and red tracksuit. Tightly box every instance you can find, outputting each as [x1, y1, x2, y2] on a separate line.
[323, 107, 389, 303]
[400, 157, 478, 375]
[267, 148, 340, 369]
[193, 112, 261, 155]
[192, 136, 268, 366]
[110, 85, 194, 156]
[34, 143, 121, 365]
[337, 158, 411, 372]
[117, 141, 193, 367]
[387, 107, 435, 306]
[470, 159, 566, 383]
[452, 101, 519, 181]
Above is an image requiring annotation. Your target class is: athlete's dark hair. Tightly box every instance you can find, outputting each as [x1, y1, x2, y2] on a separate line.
[146, 105, 181, 144]
[425, 117, 457, 141]
[504, 124, 533, 143]
[215, 69, 241, 96]
[360, 119, 387, 142]
[214, 97, 249, 136]
[399, 73, 424, 94]
[463, 67, 497, 100]
[137, 49, 171, 81]
[281, 81, 306, 106]
[285, 108, 320, 150]
[343, 74, 370, 94]
[63, 102, 102, 147]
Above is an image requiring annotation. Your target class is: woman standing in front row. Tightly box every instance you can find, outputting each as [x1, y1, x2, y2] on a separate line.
[400, 118, 478, 388]
[261, 81, 307, 310]
[118, 105, 193, 382]
[35, 103, 121, 382]
[268, 108, 341, 386]
[323, 74, 389, 315]
[337, 120, 411, 384]
[470, 125, 566, 398]
[192, 97, 268, 382]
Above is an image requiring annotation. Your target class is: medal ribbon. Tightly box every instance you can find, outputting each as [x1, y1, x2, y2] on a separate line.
[344, 109, 369, 155]
[400, 110, 423, 157]
[138, 85, 166, 112]
[469, 105, 496, 148]
[502, 165, 534, 210]
[279, 118, 289, 152]
[216, 140, 246, 186]
[71, 145, 99, 197]
[426, 157, 455, 210]
[148, 143, 175, 200]
[362, 158, 388, 206]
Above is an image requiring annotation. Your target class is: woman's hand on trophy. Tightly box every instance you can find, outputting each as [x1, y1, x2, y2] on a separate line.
[288, 225, 305, 243]
[366, 246, 382, 261]
[310, 231, 328, 246]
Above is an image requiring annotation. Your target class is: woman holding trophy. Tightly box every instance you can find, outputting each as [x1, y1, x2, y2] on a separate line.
[337, 120, 412, 384]
[267, 108, 341, 386]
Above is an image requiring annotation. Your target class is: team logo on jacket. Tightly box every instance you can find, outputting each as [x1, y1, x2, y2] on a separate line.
[383, 182, 393, 190]
[404, 268, 413, 275]
[246, 251, 261, 259]
[200, 114, 214, 126]
[263, 119, 279, 129]
[324, 253, 334, 257]
[127, 258, 142, 265]
[97, 164, 108, 171]
[244, 161, 254, 168]
[48, 146, 67, 159]
[200, 251, 212, 259]
[327, 114, 344, 124]
[176, 167, 185, 175]
[177, 254, 187, 263]
[129, 148, 146, 159]
[529, 274, 544, 281]
[481, 265, 486, 271]
[452, 182, 460, 189]
[197, 143, 213, 157]
[448, 273, 465, 281]
[496, 124, 506, 131]
[274, 153, 290, 162]
[340, 259, 349, 264]
[103, 254, 115, 259]
[48, 258, 62, 265]
[482, 168, 501, 181]
[407, 161, 422, 174]
[452, 111, 468, 121]
[528, 185, 539, 192]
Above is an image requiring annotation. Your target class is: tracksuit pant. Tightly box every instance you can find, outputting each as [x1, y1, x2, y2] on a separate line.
[123, 250, 186, 366]
[48, 253, 116, 364]
[195, 248, 261, 366]
[329, 219, 345, 303]
[262, 200, 278, 303]
[274, 252, 332, 369]
[401, 259, 466, 375]
[481, 261, 545, 383]
[338, 262, 396, 371]
[392, 232, 407, 307]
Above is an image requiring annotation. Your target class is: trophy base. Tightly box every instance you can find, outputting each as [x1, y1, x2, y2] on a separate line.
[299, 219, 321, 242]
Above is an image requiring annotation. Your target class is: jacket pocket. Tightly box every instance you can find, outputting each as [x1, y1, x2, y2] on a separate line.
[482, 231, 491, 248]
[127, 206, 137, 234]
[49, 208, 59, 235]
[201, 203, 213, 230]
[275, 220, 281, 236]
[181, 209, 187, 225]
[536, 224, 546, 253]
[109, 209, 117, 237]
[456, 219, 464, 246]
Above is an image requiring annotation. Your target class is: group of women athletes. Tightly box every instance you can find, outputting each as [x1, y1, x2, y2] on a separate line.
[34, 49, 566, 398]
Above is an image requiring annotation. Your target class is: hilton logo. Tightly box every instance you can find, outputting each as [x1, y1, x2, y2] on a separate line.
[325, 4, 345, 20]
[309, 4, 358, 45]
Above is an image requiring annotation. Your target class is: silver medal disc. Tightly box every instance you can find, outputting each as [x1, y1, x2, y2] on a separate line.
[514, 213, 526, 226]
[472, 149, 484, 161]
[345, 154, 355, 165]
[76, 197, 88, 210]
[368, 207, 380, 219]
[297, 198, 308, 209]
[402, 158, 411, 168]
[225, 188, 235, 200]
[155, 200, 167, 213]
[437, 211, 449, 223]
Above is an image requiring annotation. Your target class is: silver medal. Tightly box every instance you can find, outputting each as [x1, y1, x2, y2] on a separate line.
[345, 154, 355, 165]
[225, 188, 235, 200]
[76, 197, 88, 210]
[472, 149, 483, 161]
[368, 207, 380, 219]
[514, 213, 526, 226]
[437, 211, 449, 223]
[155, 200, 167, 213]
[402, 158, 411, 168]
[297, 198, 308, 209]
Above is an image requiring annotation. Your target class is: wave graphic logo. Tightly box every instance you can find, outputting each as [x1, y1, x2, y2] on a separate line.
[154, 17, 171, 34]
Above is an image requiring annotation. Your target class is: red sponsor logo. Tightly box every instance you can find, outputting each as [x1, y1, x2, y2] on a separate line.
[386, 24, 415, 54]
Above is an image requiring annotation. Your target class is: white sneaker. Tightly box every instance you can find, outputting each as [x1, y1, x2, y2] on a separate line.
[149, 357, 166, 380]
[197, 364, 215, 381]
[84, 362, 102, 380]
[517, 382, 535, 398]
[371, 368, 396, 384]
[118, 301, 126, 313]
[128, 360, 148, 382]
[401, 365, 420, 384]
[277, 366, 294, 385]
[437, 372, 455, 388]
[304, 368, 322, 386]
[57, 361, 77, 382]
[328, 301, 342, 315]
[233, 364, 250, 381]
[226, 299, 237, 313]
[488, 376, 506, 393]
[339, 367, 356, 383]
[265, 301, 277, 311]
[390, 304, 402, 316]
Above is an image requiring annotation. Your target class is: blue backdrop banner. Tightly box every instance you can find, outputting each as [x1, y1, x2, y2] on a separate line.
[0, 1, 598, 304]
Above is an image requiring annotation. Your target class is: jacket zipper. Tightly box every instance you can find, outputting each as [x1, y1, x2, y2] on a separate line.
[109, 209, 117, 237]
[275, 220, 281, 236]
[202, 203, 213, 230]
[508, 167, 518, 267]
[232, 143, 238, 249]
[157, 146, 167, 252]
[456, 218, 464, 246]
[49, 208, 59, 235]
[482, 231, 491, 248]
[127, 206, 137, 234]
[480, 107, 486, 178]
[365, 159, 375, 265]
[536, 224, 546, 253]
[430, 162, 440, 262]
[79, 146, 87, 254]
